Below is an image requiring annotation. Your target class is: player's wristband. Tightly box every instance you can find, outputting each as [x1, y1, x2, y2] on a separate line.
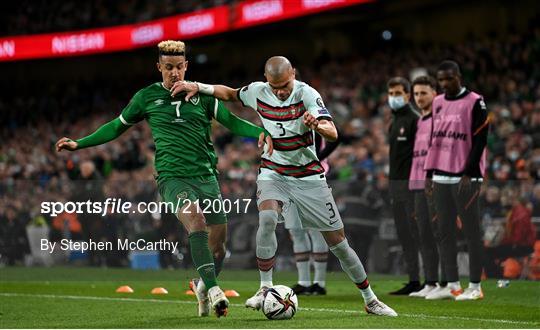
[196, 82, 215, 95]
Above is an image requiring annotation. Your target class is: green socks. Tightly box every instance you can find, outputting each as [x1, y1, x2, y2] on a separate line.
[189, 231, 217, 289]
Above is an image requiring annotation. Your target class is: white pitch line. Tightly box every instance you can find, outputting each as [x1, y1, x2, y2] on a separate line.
[298, 306, 539, 326]
[1, 292, 538, 326]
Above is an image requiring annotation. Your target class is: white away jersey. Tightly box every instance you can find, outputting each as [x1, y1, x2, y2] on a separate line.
[238, 80, 332, 180]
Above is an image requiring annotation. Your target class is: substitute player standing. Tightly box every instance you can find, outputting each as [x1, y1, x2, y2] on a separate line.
[172, 56, 397, 316]
[424, 60, 489, 300]
[55, 40, 273, 317]
[407, 76, 443, 298]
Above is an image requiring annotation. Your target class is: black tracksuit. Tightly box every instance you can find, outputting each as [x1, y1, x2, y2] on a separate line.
[388, 103, 421, 282]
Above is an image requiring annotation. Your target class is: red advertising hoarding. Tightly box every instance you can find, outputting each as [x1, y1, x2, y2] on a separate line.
[232, 0, 372, 29]
[0, 6, 229, 61]
[0, 0, 372, 62]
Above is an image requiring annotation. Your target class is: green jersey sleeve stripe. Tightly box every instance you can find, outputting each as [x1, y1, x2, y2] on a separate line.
[213, 98, 219, 118]
[119, 114, 133, 126]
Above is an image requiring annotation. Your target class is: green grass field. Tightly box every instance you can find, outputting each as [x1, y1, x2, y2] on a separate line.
[1, 267, 539, 328]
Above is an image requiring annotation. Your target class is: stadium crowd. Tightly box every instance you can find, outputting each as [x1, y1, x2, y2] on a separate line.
[0, 0, 233, 36]
[1, 25, 539, 273]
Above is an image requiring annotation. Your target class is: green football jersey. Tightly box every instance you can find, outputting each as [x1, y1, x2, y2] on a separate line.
[120, 82, 223, 179]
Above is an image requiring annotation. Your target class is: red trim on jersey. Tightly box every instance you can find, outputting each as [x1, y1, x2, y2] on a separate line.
[256, 99, 306, 121]
[260, 158, 324, 178]
[273, 131, 314, 151]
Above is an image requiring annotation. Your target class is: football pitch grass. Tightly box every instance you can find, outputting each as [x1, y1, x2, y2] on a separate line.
[1, 267, 539, 328]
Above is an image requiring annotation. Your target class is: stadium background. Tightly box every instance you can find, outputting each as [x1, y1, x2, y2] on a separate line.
[1, 0, 539, 278]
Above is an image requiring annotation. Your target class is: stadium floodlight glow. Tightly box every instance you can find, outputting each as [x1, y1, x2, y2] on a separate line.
[196, 53, 208, 64]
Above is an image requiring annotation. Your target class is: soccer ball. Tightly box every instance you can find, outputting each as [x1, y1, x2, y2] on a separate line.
[262, 285, 298, 320]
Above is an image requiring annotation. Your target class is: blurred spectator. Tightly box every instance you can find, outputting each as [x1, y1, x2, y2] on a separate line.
[481, 186, 505, 218]
[51, 211, 82, 241]
[0, 0, 233, 36]
[532, 184, 540, 217]
[0, 207, 29, 265]
[484, 197, 536, 278]
[528, 241, 540, 280]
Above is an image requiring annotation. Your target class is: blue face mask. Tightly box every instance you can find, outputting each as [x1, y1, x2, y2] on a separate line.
[388, 96, 406, 110]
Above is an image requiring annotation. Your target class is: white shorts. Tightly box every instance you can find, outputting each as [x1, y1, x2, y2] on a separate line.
[256, 171, 343, 231]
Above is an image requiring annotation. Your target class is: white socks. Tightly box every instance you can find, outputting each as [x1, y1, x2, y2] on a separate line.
[310, 230, 328, 288]
[290, 228, 311, 287]
[297, 261, 311, 287]
[260, 270, 273, 288]
[360, 286, 376, 303]
[329, 239, 367, 283]
[313, 261, 327, 288]
[256, 210, 279, 288]
[256, 210, 278, 259]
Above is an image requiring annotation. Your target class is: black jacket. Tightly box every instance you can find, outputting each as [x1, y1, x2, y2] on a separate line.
[388, 103, 420, 180]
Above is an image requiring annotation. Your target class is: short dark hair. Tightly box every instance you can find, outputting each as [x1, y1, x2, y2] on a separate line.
[387, 77, 410, 93]
[412, 75, 437, 89]
[437, 60, 461, 76]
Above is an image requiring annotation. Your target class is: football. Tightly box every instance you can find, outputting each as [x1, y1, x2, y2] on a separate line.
[262, 285, 298, 320]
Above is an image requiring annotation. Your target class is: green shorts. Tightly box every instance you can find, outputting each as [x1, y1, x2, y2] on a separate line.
[157, 175, 227, 225]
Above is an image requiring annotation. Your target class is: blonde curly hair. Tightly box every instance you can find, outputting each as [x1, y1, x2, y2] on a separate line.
[157, 40, 185, 56]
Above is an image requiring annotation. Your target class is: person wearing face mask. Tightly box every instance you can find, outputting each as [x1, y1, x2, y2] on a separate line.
[386, 77, 423, 295]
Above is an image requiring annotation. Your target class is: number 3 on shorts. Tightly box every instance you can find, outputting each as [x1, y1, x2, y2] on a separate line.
[326, 202, 336, 219]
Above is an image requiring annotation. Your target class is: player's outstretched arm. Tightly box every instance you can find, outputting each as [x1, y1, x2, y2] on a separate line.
[215, 101, 273, 156]
[171, 81, 239, 102]
[303, 112, 338, 142]
[317, 126, 341, 161]
[55, 117, 129, 152]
